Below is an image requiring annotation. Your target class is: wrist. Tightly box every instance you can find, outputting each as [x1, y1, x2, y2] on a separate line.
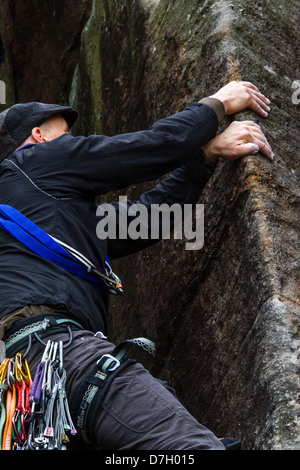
[199, 97, 226, 123]
[202, 140, 220, 160]
[209, 94, 229, 115]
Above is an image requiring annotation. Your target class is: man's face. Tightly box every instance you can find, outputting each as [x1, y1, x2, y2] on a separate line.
[17, 114, 70, 150]
[39, 114, 69, 141]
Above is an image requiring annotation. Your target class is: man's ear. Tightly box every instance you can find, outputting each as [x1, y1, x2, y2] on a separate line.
[31, 127, 47, 143]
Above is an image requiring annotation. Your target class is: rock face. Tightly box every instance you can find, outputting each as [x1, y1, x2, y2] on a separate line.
[1, 0, 299, 450]
[0, 0, 92, 105]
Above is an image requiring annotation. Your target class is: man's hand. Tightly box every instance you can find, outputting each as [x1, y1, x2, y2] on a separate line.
[203, 121, 274, 161]
[210, 81, 271, 117]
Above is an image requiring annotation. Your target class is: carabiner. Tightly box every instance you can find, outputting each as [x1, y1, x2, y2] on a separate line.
[12, 408, 27, 445]
[12, 408, 22, 443]
[14, 352, 32, 386]
[0, 358, 9, 384]
[7, 359, 15, 390]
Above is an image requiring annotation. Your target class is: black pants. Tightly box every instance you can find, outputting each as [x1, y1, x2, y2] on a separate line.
[21, 328, 224, 450]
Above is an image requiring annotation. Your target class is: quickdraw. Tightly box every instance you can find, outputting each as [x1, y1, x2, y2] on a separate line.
[0, 339, 76, 450]
[11, 353, 32, 449]
[0, 354, 30, 450]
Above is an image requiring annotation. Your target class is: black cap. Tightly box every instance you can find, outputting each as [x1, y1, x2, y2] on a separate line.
[0, 102, 79, 162]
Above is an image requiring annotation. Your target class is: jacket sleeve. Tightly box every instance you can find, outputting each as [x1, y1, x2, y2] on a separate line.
[103, 155, 211, 259]
[23, 103, 219, 198]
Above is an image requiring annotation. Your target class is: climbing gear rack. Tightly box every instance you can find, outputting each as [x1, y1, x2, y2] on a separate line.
[0, 339, 76, 450]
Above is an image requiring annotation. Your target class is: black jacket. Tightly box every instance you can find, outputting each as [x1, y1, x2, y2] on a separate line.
[0, 102, 219, 333]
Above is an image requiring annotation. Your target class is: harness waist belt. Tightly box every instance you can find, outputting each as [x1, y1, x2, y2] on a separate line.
[4, 313, 84, 357]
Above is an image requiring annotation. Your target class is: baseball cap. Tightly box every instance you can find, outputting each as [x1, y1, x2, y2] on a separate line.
[0, 102, 79, 162]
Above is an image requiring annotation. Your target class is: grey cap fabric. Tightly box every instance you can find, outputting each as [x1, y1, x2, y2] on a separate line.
[0, 102, 78, 162]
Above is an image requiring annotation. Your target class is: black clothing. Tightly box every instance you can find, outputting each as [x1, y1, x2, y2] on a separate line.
[0, 102, 218, 334]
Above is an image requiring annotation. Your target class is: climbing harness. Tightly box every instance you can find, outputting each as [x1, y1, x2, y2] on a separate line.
[4, 314, 84, 358]
[1, 312, 156, 450]
[0, 335, 241, 451]
[0, 204, 123, 295]
[72, 337, 156, 445]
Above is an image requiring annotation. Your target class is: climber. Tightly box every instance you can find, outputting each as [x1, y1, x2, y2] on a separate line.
[0, 80, 272, 451]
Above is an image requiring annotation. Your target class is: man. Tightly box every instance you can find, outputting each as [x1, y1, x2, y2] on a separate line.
[0, 81, 272, 450]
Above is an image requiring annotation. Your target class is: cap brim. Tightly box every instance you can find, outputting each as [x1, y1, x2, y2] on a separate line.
[59, 108, 79, 130]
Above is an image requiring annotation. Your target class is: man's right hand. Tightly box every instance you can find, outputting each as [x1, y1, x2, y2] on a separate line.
[210, 81, 271, 118]
[203, 120, 274, 161]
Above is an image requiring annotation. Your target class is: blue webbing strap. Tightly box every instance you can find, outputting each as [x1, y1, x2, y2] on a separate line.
[0, 204, 107, 292]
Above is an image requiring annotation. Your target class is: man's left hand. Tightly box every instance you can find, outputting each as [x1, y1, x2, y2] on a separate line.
[209, 81, 271, 117]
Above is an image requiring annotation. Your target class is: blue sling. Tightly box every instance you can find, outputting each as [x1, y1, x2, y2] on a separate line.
[0, 204, 122, 295]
